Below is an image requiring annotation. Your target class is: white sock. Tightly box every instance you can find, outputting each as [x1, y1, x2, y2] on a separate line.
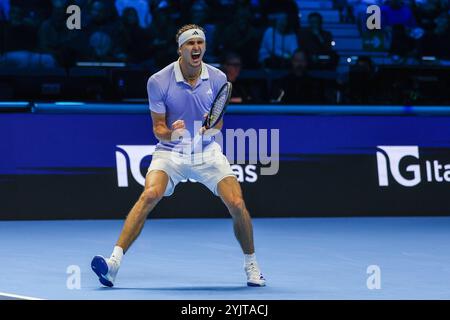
[110, 246, 124, 264]
[244, 253, 257, 266]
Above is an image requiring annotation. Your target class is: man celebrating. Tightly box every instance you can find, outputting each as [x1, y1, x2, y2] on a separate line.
[91, 24, 266, 287]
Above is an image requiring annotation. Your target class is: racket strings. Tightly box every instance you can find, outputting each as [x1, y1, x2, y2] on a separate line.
[208, 85, 230, 127]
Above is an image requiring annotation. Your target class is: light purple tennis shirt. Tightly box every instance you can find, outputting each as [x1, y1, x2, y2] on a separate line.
[147, 59, 227, 153]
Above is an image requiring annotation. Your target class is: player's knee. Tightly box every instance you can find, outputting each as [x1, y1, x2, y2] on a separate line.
[227, 196, 245, 212]
[140, 188, 163, 206]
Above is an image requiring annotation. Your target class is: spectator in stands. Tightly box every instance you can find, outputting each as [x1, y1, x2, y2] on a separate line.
[258, 8, 299, 69]
[0, 0, 8, 55]
[0, 3, 56, 68]
[221, 52, 259, 104]
[334, 0, 356, 23]
[38, 0, 79, 67]
[0, 0, 9, 21]
[381, 0, 417, 28]
[414, 0, 442, 33]
[212, 0, 249, 24]
[188, 1, 218, 62]
[260, 0, 299, 24]
[189, 0, 209, 26]
[380, 0, 418, 57]
[217, 6, 261, 68]
[418, 12, 450, 60]
[272, 49, 327, 104]
[146, 2, 178, 68]
[78, 0, 127, 61]
[347, 55, 377, 104]
[148, 1, 177, 68]
[117, 7, 152, 64]
[115, 0, 152, 29]
[298, 12, 339, 70]
[10, 0, 52, 29]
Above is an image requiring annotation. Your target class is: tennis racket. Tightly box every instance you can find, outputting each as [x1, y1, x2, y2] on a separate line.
[192, 81, 232, 151]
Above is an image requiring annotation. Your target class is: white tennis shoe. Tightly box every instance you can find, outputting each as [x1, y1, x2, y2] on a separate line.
[245, 262, 266, 287]
[91, 255, 120, 287]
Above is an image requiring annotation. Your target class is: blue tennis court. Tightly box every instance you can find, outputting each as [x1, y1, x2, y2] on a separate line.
[1, 217, 450, 300]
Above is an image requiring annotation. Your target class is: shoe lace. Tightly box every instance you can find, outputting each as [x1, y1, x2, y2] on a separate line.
[246, 263, 260, 277]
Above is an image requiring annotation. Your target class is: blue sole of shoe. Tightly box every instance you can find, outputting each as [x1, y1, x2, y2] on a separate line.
[91, 256, 114, 287]
[247, 282, 266, 287]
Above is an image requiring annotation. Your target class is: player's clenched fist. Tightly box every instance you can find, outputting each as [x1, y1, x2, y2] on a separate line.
[171, 120, 185, 130]
[199, 113, 208, 135]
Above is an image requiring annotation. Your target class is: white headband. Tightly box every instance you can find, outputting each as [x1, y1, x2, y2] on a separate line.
[178, 29, 206, 48]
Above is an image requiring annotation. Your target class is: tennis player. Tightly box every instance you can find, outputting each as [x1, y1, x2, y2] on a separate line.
[91, 24, 266, 287]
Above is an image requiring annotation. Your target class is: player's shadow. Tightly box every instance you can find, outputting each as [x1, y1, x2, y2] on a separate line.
[97, 285, 250, 292]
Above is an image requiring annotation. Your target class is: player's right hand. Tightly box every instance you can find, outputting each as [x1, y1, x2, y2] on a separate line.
[171, 120, 185, 130]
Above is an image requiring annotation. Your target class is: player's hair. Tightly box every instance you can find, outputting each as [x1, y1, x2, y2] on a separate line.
[175, 24, 205, 44]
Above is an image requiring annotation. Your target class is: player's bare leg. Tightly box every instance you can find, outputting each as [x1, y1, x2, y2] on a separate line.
[217, 176, 266, 286]
[218, 176, 254, 254]
[91, 170, 168, 287]
[116, 170, 168, 252]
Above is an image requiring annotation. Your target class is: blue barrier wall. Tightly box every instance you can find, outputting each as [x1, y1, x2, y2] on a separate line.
[1, 104, 450, 219]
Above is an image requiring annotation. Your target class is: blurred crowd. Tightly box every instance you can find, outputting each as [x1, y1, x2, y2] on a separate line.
[0, 0, 449, 104]
[354, 0, 450, 59]
[0, 0, 340, 69]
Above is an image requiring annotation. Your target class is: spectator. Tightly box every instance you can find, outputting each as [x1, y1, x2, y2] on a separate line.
[77, 0, 127, 61]
[10, 0, 52, 29]
[0, 0, 8, 55]
[334, 0, 355, 23]
[347, 56, 377, 104]
[381, 0, 417, 28]
[414, 0, 442, 33]
[258, 9, 299, 68]
[189, 1, 217, 62]
[115, 0, 152, 29]
[38, 0, 79, 67]
[272, 49, 327, 104]
[118, 7, 152, 64]
[216, 7, 261, 68]
[298, 12, 339, 70]
[378, 1, 419, 57]
[0, 4, 56, 68]
[0, 0, 9, 21]
[146, 2, 178, 68]
[221, 52, 260, 104]
[419, 13, 450, 60]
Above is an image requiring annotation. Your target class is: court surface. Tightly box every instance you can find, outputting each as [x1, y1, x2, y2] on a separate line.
[1, 217, 450, 300]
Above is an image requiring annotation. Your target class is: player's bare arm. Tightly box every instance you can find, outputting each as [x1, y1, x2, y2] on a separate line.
[151, 111, 185, 142]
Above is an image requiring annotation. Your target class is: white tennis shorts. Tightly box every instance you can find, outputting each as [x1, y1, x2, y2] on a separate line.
[146, 142, 236, 196]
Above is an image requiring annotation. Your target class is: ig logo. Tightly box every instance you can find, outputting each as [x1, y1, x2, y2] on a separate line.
[376, 146, 421, 187]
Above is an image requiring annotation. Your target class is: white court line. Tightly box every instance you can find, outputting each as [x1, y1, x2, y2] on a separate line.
[0, 291, 44, 300]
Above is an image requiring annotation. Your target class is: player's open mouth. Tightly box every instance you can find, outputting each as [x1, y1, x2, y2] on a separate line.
[191, 52, 201, 62]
